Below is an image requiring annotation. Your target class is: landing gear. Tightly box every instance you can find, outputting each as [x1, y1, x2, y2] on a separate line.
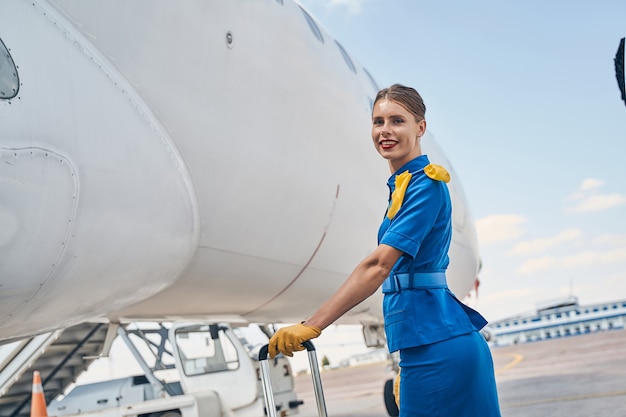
[153, 411, 181, 417]
[383, 378, 399, 416]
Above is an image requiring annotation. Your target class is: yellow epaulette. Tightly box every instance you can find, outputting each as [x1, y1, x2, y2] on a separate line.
[424, 164, 450, 183]
[387, 170, 412, 219]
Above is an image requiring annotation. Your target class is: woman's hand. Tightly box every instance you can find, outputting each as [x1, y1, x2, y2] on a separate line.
[268, 323, 321, 358]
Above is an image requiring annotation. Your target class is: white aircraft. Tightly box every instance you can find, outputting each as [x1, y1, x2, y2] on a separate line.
[0, 0, 479, 346]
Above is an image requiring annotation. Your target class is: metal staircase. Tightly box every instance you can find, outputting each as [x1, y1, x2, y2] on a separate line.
[0, 323, 111, 417]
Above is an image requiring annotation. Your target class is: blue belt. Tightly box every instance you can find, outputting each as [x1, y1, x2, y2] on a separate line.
[382, 271, 447, 293]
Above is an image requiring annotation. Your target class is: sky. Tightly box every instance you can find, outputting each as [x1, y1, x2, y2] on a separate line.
[50, 0, 626, 381]
[287, 0, 626, 369]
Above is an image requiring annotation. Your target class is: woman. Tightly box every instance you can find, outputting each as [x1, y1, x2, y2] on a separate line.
[268, 84, 501, 416]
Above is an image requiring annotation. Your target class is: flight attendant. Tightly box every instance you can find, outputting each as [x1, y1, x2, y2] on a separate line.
[268, 84, 501, 416]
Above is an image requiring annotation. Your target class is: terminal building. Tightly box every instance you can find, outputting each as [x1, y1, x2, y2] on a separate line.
[486, 296, 626, 346]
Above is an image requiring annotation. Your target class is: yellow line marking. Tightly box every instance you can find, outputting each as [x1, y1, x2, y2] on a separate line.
[494, 353, 524, 375]
[502, 390, 626, 408]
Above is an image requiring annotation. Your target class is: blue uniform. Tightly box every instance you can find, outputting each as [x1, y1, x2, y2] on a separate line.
[378, 155, 501, 417]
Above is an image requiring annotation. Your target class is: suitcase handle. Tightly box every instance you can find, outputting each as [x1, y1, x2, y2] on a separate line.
[258, 340, 315, 361]
[258, 340, 328, 417]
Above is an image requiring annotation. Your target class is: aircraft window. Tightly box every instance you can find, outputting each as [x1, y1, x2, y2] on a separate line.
[334, 40, 356, 73]
[363, 68, 380, 91]
[298, 6, 324, 43]
[0, 38, 19, 99]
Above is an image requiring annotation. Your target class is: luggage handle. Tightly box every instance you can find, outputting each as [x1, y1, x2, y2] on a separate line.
[259, 341, 328, 417]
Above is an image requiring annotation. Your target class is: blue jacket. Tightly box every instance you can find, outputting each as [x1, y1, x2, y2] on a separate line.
[378, 155, 487, 352]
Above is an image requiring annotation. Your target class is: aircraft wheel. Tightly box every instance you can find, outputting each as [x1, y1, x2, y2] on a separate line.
[153, 411, 181, 417]
[383, 378, 399, 416]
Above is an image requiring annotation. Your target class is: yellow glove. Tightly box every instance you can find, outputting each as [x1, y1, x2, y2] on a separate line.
[268, 323, 321, 358]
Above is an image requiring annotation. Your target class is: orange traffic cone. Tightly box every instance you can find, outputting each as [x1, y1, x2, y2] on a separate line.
[30, 371, 48, 417]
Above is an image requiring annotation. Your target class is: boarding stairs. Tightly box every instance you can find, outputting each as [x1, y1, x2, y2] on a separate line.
[0, 323, 111, 417]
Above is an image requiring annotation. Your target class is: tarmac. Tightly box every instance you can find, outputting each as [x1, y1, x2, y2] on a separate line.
[293, 329, 626, 417]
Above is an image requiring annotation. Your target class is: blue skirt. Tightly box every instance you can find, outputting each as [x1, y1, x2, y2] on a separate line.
[399, 331, 501, 417]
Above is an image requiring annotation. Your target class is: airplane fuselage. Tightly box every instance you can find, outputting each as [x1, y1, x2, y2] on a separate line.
[0, 0, 480, 341]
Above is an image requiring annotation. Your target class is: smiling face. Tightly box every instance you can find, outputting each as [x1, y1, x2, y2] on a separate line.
[372, 98, 427, 173]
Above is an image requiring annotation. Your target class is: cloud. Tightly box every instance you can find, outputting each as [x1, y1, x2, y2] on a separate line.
[568, 193, 626, 212]
[566, 178, 626, 212]
[510, 228, 583, 255]
[592, 234, 626, 246]
[475, 214, 526, 245]
[579, 178, 604, 191]
[569, 178, 604, 200]
[517, 247, 626, 275]
[517, 256, 557, 275]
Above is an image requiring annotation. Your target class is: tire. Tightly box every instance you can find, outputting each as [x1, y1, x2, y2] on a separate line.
[154, 411, 181, 417]
[384, 378, 399, 416]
